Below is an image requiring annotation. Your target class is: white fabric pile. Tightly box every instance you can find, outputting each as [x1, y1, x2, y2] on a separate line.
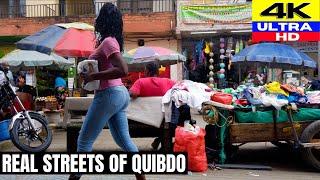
[162, 80, 212, 122]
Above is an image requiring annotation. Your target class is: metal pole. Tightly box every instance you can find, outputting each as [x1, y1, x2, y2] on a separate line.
[318, 41, 320, 79]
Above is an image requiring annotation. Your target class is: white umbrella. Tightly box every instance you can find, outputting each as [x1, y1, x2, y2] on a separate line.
[0, 49, 73, 69]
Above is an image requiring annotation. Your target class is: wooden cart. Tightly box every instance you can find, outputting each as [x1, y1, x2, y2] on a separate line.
[202, 101, 320, 170]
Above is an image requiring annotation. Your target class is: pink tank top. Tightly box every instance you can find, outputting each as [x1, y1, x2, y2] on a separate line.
[89, 37, 123, 90]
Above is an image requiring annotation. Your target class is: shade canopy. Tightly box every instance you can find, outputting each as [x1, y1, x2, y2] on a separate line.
[232, 43, 317, 68]
[125, 46, 186, 71]
[0, 49, 73, 69]
[16, 22, 95, 58]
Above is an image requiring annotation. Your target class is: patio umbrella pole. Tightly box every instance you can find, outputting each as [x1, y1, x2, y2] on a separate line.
[238, 63, 241, 84]
[35, 67, 38, 98]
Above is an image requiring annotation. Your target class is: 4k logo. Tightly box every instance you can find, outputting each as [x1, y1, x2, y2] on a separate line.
[260, 3, 311, 19]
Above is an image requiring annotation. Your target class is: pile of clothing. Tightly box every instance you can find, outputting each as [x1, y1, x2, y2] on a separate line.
[211, 82, 320, 124]
[217, 81, 320, 110]
[162, 80, 212, 122]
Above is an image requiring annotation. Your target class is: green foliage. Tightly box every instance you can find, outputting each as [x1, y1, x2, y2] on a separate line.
[0, 50, 4, 58]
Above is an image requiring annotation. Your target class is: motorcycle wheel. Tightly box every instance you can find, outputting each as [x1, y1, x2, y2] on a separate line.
[10, 112, 52, 152]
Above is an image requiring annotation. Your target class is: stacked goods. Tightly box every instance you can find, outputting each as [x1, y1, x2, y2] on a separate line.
[43, 96, 58, 111]
[208, 81, 320, 123]
[35, 97, 46, 111]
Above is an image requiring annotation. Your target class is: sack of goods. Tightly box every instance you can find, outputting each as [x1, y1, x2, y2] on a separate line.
[173, 122, 207, 172]
[77, 60, 100, 91]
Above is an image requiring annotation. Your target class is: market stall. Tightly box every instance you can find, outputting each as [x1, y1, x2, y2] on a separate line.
[15, 22, 95, 97]
[202, 81, 320, 170]
[232, 43, 317, 84]
[0, 49, 73, 123]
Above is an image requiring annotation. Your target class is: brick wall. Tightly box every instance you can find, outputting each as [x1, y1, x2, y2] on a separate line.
[0, 12, 175, 37]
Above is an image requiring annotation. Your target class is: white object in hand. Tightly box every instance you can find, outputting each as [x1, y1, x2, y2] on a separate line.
[77, 60, 100, 91]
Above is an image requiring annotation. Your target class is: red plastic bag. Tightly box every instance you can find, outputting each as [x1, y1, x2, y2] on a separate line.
[211, 92, 233, 105]
[174, 126, 207, 172]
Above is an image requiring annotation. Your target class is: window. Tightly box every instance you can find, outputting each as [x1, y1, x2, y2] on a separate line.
[117, 0, 153, 13]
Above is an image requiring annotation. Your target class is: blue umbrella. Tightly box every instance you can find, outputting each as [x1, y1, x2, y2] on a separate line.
[232, 43, 317, 68]
[297, 51, 317, 68]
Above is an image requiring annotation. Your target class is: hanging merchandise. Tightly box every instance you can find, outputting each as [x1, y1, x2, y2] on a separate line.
[68, 67, 76, 78]
[208, 42, 215, 88]
[235, 40, 240, 53]
[204, 42, 210, 54]
[195, 40, 204, 65]
[226, 37, 233, 70]
[26, 70, 36, 87]
[239, 39, 244, 51]
[218, 38, 226, 88]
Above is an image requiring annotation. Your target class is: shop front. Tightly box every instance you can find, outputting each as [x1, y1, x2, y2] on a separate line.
[283, 41, 319, 78]
[176, 1, 252, 88]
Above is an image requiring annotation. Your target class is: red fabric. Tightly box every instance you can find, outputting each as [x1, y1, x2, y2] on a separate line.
[13, 100, 32, 112]
[211, 92, 233, 105]
[174, 126, 207, 172]
[129, 77, 175, 97]
[54, 28, 95, 58]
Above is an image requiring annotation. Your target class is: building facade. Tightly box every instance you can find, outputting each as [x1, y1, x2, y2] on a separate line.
[0, 1, 178, 58]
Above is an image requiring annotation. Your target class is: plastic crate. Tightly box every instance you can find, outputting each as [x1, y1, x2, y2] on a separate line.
[0, 119, 10, 141]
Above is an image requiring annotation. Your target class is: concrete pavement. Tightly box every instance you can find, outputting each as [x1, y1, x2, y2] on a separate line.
[0, 111, 319, 179]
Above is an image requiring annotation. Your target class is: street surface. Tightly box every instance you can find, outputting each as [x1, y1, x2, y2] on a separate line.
[0, 111, 319, 180]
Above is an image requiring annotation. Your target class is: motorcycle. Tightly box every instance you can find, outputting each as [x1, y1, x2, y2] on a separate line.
[0, 69, 52, 152]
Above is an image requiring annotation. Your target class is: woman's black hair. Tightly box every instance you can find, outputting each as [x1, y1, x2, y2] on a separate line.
[146, 63, 159, 77]
[94, 3, 124, 52]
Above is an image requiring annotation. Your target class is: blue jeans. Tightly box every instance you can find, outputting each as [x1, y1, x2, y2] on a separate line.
[77, 85, 138, 152]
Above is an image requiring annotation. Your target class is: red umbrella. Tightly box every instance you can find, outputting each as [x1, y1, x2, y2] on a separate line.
[54, 28, 95, 57]
[16, 22, 96, 58]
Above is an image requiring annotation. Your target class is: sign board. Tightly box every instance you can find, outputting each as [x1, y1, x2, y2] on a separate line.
[284, 42, 318, 53]
[180, 3, 252, 24]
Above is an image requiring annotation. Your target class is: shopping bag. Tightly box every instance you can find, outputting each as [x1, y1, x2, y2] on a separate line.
[174, 126, 207, 172]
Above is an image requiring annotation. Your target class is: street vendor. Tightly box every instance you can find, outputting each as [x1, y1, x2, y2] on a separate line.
[54, 75, 68, 109]
[16, 74, 36, 110]
[129, 63, 193, 150]
[129, 62, 176, 98]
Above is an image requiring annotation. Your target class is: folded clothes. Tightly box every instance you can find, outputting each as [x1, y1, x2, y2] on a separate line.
[261, 93, 288, 110]
[306, 91, 320, 104]
[243, 88, 262, 106]
[281, 84, 298, 93]
[265, 81, 289, 96]
[278, 93, 308, 104]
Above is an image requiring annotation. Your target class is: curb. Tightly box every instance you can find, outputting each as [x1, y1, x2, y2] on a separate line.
[0, 140, 14, 151]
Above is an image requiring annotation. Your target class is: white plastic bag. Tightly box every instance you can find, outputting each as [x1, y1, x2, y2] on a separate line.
[183, 121, 200, 135]
[0, 71, 7, 85]
[77, 60, 100, 91]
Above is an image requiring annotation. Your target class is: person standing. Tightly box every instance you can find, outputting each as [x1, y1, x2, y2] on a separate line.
[69, 3, 144, 180]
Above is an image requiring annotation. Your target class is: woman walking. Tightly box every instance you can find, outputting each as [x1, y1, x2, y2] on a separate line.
[69, 3, 145, 180]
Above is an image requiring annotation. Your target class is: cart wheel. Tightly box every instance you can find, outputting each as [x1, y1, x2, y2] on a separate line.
[300, 120, 320, 170]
